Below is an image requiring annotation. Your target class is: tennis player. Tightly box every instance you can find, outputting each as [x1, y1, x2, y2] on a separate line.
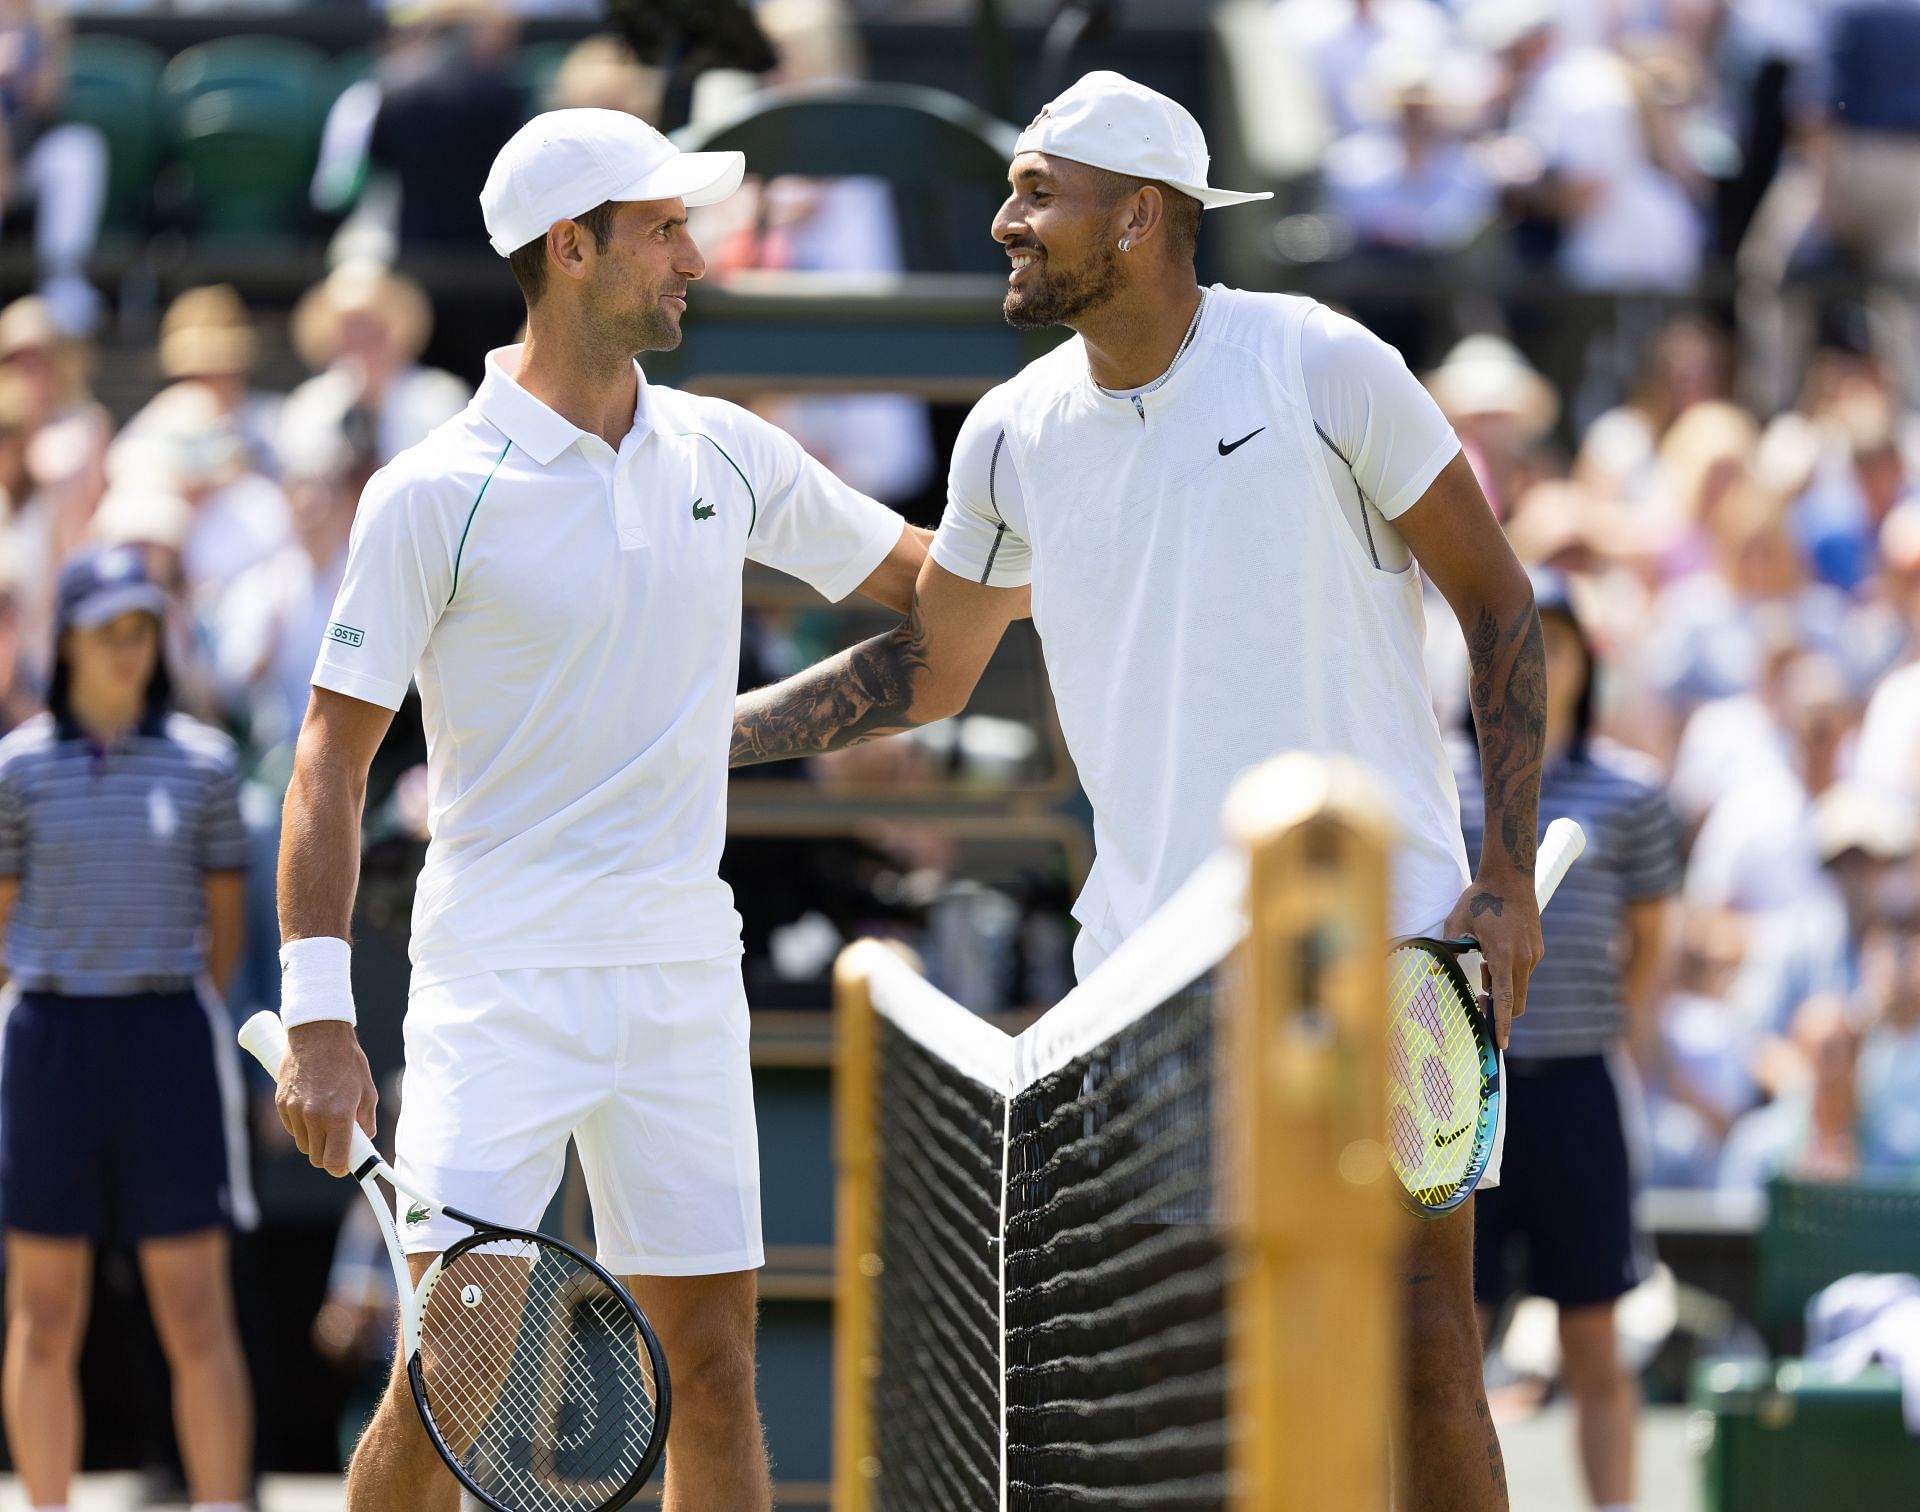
[731, 72, 1545, 1510]
[273, 110, 922, 1512]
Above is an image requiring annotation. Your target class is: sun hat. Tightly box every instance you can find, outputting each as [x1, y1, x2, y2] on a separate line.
[480, 107, 744, 258]
[159, 285, 257, 380]
[1013, 71, 1273, 210]
[292, 262, 434, 371]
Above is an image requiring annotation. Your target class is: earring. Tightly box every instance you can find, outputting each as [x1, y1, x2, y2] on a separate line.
[1118, 238, 1131, 252]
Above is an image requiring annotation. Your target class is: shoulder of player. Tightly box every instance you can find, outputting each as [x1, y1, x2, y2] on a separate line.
[1200, 287, 1336, 387]
[156, 713, 241, 775]
[356, 419, 512, 527]
[645, 386, 794, 478]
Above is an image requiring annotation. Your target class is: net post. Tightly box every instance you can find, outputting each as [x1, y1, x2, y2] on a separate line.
[1222, 754, 1399, 1512]
[832, 941, 886, 1512]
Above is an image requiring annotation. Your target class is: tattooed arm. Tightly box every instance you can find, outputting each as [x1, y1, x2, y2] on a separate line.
[1395, 452, 1546, 1047]
[732, 558, 1029, 767]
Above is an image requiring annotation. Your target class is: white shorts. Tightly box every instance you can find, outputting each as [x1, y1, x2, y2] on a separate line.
[394, 959, 763, 1276]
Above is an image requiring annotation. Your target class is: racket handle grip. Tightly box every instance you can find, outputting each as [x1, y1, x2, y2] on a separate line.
[238, 1010, 381, 1177]
[1535, 818, 1587, 910]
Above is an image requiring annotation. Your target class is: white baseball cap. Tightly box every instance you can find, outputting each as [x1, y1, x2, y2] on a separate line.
[1014, 71, 1272, 210]
[480, 108, 745, 258]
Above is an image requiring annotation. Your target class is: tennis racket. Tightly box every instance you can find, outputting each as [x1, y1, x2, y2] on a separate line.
[238, 1011, 670, 1512]
[1385, 817, 1586, 1217]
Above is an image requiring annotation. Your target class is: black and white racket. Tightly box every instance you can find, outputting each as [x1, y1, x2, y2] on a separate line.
[239, 1011, 670, 1511]
[1385, 817, 1586, 1216]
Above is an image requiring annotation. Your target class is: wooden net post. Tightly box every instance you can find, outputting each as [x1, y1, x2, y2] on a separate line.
[831, 941, 887, 1512]
[1223, 754, 1398, 1512]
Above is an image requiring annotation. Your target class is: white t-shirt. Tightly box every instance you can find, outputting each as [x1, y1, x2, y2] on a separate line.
[930, 287, 1471, 959]
[312, 345, 902, 989]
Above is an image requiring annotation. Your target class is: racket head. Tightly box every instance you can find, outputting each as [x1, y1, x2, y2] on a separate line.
[405, 1224, 670, 1512]
[1384, 936, 1500, 1218]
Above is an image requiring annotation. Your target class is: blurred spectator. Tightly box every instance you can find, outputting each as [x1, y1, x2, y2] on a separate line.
[1321, 47, 1498, 257]
[1574, 316, 1733, 504]
[210, 424, 363, 753]
[550, 34, 666, 119]
[1424, 332, 1559, 518]
[1856, 914, 1920, 1167]
[156, 286, 285, 480]
[1790, 389, 1917, 595]
[1737, 0, 1920, 412]
[1720, 779, 1918, 1130]
[1719, 993, 1864, 1188]
[1686, 651, 1859, 917]
[1271, 0, 1452, 136]
[0, 2, 105, 333]
[1645, 908, 1761, 1186]
[1472, 0, 1705, 291]
[284, 262, 469, 467]
[368, 0, 524, 252]
[115, 382, 291, 609]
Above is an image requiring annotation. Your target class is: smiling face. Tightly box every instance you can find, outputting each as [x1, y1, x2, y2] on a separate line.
[578, 198, 707, 354]
[993, 152, 1133, 330]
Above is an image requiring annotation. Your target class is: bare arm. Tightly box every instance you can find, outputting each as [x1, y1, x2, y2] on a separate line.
[732, 557, 1026, 767]
[203, 871, 245, 1000]
[0, 877, 14, 984]
[276, 686, 394, 1174]
[1395, 452, 1546, 1045]
[852, 523, 933, 616]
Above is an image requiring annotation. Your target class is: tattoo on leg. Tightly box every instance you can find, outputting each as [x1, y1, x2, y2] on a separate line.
[730, 592, 932, 767]
[1476, 1398, 1508, 1497]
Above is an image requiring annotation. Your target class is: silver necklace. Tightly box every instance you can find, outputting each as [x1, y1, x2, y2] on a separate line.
[1095, 288, 1206, 421]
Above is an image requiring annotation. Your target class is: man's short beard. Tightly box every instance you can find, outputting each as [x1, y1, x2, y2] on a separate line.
[584, 286, 682, 355]
[1002, 240, 1124, 330]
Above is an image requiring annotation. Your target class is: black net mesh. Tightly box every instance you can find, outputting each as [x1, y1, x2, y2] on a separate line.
[415, 1238, 662, 1511]
[1003, 978, 1229, 1511]
[871, 1015, 1007, 1511]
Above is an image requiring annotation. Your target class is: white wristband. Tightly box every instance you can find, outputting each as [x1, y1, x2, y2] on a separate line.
[279, 936, 357, 1029]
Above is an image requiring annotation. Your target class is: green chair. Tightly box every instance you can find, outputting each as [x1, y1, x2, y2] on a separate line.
[514, 40, 575, 116]
[61, 35, 167, 235]
[672, 82, 1019, 273]
[1755, 1175, 1920, 1352]
[158, 37, 331, 241]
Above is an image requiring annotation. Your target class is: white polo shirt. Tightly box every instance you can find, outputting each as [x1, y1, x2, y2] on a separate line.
[313, 345, 902, 989]
[931, 287, 1471, 957]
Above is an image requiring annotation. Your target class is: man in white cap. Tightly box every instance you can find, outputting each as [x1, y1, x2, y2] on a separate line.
[731, 71, 1544, 1509]
[269, 108, 924, 1510]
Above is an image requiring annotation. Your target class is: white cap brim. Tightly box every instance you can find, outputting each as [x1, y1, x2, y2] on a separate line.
[613, 149, 746, 210]
[1172, 180, 1275, 210]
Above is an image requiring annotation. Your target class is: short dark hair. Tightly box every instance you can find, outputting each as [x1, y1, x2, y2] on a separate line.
[1092, 169, 1203, 264]
[508, 200, 621, 305]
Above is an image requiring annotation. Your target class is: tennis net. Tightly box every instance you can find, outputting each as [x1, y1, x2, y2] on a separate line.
[835, 756, 1405, 1512]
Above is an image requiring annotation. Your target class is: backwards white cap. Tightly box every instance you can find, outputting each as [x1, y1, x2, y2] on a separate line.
[1014, 71, 1272, 210]
[480, 108, 744, 258]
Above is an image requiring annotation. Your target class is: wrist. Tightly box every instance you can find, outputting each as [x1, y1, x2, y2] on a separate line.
[279, 935, 356, 1029]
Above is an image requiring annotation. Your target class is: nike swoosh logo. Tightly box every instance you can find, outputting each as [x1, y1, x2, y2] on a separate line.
[1433, 1121, 1472, 1148]
[1218, 427, 1265, 456]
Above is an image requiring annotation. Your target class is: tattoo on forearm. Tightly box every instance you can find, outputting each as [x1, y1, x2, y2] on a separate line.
[1467, 601, 1546, 873]
[729, 592, 932, 767]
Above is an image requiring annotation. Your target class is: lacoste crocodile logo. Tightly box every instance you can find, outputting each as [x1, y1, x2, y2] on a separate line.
[692, 498, 715, 520]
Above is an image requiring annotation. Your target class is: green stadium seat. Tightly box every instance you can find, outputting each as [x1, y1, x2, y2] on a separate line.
[1692, 1359, 1920, 1512]
[1756, 1175, 1920, 1351]
[673, 81, 1019, 273]
[514, 40, 575, 115]
[62, 35, 166, 235]
[158, 37, 332, 241]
